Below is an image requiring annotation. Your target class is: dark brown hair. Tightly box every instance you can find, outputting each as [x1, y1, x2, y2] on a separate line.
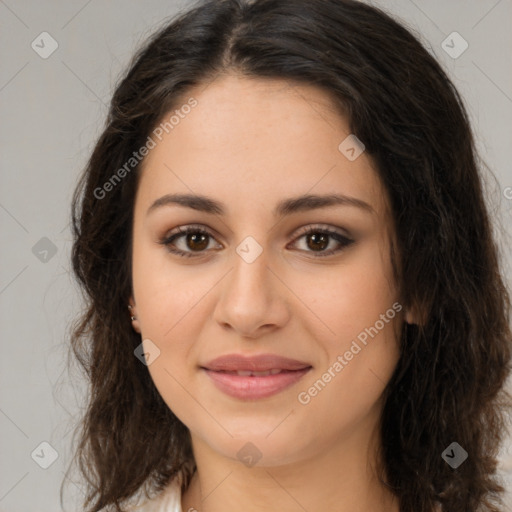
[65, 0, 512, 511]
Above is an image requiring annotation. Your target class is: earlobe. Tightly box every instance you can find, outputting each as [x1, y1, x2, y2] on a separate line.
[405, 310, 416, 324]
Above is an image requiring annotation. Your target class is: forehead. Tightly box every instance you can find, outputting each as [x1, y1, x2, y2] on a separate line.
[136, 74, 390, 222]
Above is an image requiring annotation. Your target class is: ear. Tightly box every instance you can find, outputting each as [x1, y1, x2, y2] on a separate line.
[128, 296, 141, 334]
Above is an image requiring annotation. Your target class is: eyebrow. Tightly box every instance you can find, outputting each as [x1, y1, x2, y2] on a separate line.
[147, 192, 375, 217]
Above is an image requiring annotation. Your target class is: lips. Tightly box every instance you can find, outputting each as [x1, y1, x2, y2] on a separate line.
[200, 354, 312, 400]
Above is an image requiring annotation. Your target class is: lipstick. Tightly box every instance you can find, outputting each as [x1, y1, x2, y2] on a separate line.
[201, 353, 312, 400]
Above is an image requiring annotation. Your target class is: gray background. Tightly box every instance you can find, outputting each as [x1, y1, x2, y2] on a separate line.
[1, 0, 511, 510]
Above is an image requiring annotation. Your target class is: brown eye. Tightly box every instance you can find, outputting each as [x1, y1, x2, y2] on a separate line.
[160, 225, 221, 258]
[291, 225, 355, 257]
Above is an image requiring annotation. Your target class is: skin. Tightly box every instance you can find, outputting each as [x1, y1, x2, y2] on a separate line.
[129, 74, 417, 512]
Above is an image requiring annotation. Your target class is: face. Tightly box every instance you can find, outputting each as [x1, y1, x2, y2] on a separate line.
[130, 74, 405, 467]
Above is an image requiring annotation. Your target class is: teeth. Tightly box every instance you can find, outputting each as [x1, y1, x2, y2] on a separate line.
[235, 369, 283, 377]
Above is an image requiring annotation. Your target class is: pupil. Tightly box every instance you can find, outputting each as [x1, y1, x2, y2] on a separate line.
[308, 233, 328, 251]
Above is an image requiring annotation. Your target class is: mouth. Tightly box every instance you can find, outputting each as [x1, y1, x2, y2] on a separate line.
[201, 368, 312, 400]
[200, 354, 312, 400]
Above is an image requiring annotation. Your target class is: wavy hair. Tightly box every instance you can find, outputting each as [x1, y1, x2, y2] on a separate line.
[65, 0, 512, 510]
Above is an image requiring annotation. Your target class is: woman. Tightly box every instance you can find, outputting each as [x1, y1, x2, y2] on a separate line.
[66, 0, 512, 511]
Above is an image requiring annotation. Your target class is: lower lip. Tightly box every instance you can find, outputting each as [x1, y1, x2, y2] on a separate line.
[202, 368, 312, 400]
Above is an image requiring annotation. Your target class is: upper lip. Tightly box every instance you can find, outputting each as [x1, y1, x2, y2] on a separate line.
[202, 354, 311, 372]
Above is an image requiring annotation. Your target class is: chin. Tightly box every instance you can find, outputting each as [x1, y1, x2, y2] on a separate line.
[198, 425, 312, 468]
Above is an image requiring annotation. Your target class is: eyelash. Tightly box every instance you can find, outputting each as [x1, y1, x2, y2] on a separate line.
[159, 224, 355, 259]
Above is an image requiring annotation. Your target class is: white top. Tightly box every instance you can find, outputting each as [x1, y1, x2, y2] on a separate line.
[127, 475, 183, 512]
[127, 481, 446, 512]
[124, 469, 449, 512]
[126, 478, 446, 512]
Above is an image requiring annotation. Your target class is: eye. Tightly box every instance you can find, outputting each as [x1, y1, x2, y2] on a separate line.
[289, 224, 354, 257]
[159, 225, 222, 258]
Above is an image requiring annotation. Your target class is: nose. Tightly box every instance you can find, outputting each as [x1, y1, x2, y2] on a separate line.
[212, 244, 291, 339]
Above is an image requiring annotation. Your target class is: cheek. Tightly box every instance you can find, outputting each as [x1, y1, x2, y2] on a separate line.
[131, 242, 212, 388]
[131, 238, 209, 335]
[297, 317, 400, 443]
[298, 242, 398, 346]
[295, 241, 401, 409]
